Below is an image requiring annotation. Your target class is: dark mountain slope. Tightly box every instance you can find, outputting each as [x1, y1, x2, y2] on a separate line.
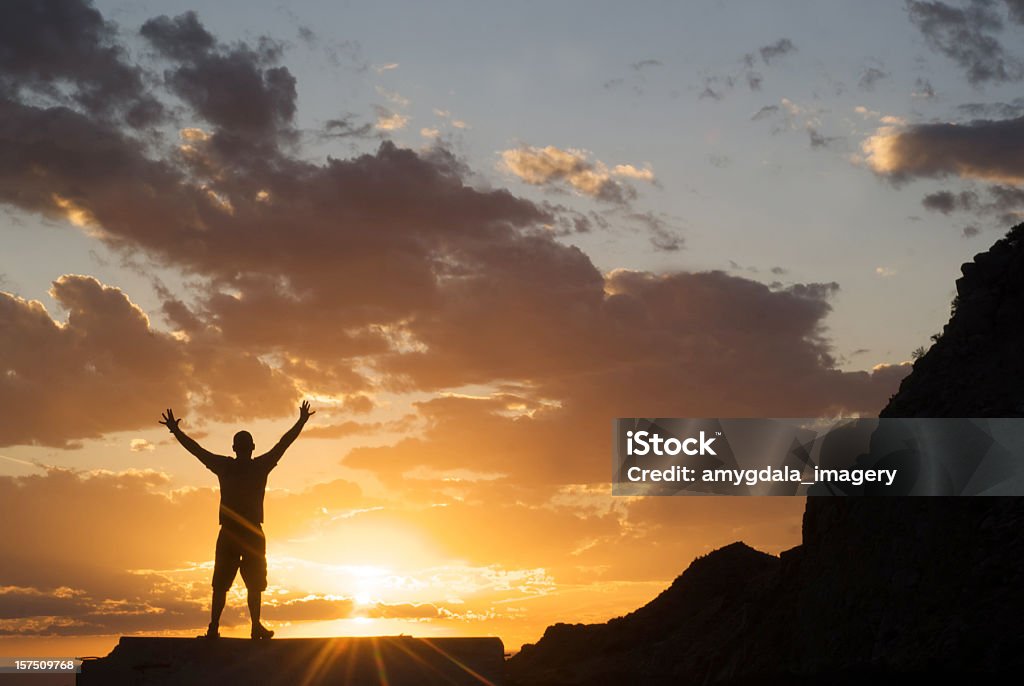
[509, 224, 1024, 685]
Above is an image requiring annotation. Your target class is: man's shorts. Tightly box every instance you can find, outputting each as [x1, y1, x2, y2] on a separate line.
[212, 525, 267, 592]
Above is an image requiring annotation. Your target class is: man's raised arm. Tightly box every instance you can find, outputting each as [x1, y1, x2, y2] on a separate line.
[160, 409, 223, 472]
[263, 401, 315, 465]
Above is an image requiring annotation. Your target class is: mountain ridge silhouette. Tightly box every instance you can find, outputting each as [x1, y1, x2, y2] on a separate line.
[508, 223, 1024, 685]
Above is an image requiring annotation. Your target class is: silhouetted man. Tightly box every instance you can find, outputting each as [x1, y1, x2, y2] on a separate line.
[160, 401, 315, 639]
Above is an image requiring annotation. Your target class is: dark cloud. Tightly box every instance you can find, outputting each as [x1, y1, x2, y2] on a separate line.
[0, 0, 163, 126]
[367, 271, 907, 482]
[807, 127, 840, 149]
[0, 276, 187, 447]
[297, 26, 317, 45]
[921, 185, 1024, 226]
[698, 39, 794, 102]
[751, 105, 780, 120]
[858, 66, 889, 90]
[912, 76, 937, 98]
[141, 12, 296, 138]
[138, 11, 215, 61]
[0, 275, 298, 447]
[956, 97, 1024, 117]
[0, 3, 904, 455]
[322, 114, 374, 139]
[921, 189, 979, 213]
[863, 114, 1024, 183]
[604, 59, 662, 96]
[698, 76, 731, 100]
[963, 224, 982, 236]
[759, 38, 797, 64]
[1007, 0, 1024, 22]
[906, 0, 1024, 84]
[988, 183, 1024, 211]
[627, 211, 684, 251]
[0, 4, 897, 649]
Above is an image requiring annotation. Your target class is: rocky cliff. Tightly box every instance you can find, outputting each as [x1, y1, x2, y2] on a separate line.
[882, 222, 1024, 418]
[508, 224, 1024, 684]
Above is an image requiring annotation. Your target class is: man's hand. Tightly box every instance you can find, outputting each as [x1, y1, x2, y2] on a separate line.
[299, 400, 315, 422]
[159, 408, 182, 433]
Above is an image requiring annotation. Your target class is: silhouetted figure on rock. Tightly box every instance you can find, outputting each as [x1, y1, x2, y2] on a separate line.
[160, 401, 315, 640]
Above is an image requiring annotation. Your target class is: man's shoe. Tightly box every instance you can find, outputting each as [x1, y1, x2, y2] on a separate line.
[198, 624, 220, 639]
[251, 624, 274, 640]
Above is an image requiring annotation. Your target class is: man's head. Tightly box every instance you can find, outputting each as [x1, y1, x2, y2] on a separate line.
[233, 430, 255, 459]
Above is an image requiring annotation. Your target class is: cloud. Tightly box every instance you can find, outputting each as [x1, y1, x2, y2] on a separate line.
[0, 277, 187, 447]
[753, 98, 838, 149]
[138, 11, 215, 61]
[861, 115, 1024, 183]
[364, 270, 908, 486]
[906, 0, 1024, 84]
[921, 185, 1024, 225]
[0, 4, 905, 479]
[0, 275, 301, 447]
[129, 439, 155, 452]
[374, 105, 409, 130]
[141, 12, 296, 139]
[304, 415, 413, 439]
[0, 0, 164, 126]
[751, 105, 780, 120]
[1007, 0, 1024, 23]
[858, 66, 889, 90]
[375, 86, 410, 108]
[912, 77, 937, 98]
[759, 38, 797, 64]
[0, 3, 917, 652]
[921, 189, 978, 213]
[808, 127, 839, 149]
[321, 114, 374, 138]
[626, 211, 684, 251]
[956, 97, 1024, 117]
[699, 39, 796, 102]
[500, 145, 655, 203]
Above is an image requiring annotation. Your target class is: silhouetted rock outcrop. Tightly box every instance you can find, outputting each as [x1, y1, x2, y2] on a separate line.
[883, 223, 1024, 418]
[79, 636, 505, 686]
[510, 543, 781, 684]
[509, 225, 1024, 685]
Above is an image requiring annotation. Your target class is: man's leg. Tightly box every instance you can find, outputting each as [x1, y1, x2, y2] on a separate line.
[247, 590, 261, 627]
[211, 589, 227, 630]
[240, 526, 273, 638]
[205, 527, 239, 638]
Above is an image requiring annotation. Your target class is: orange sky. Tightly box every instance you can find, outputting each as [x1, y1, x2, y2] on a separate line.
[1, 428, 809, 655]
[0, 0, 929, 658]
